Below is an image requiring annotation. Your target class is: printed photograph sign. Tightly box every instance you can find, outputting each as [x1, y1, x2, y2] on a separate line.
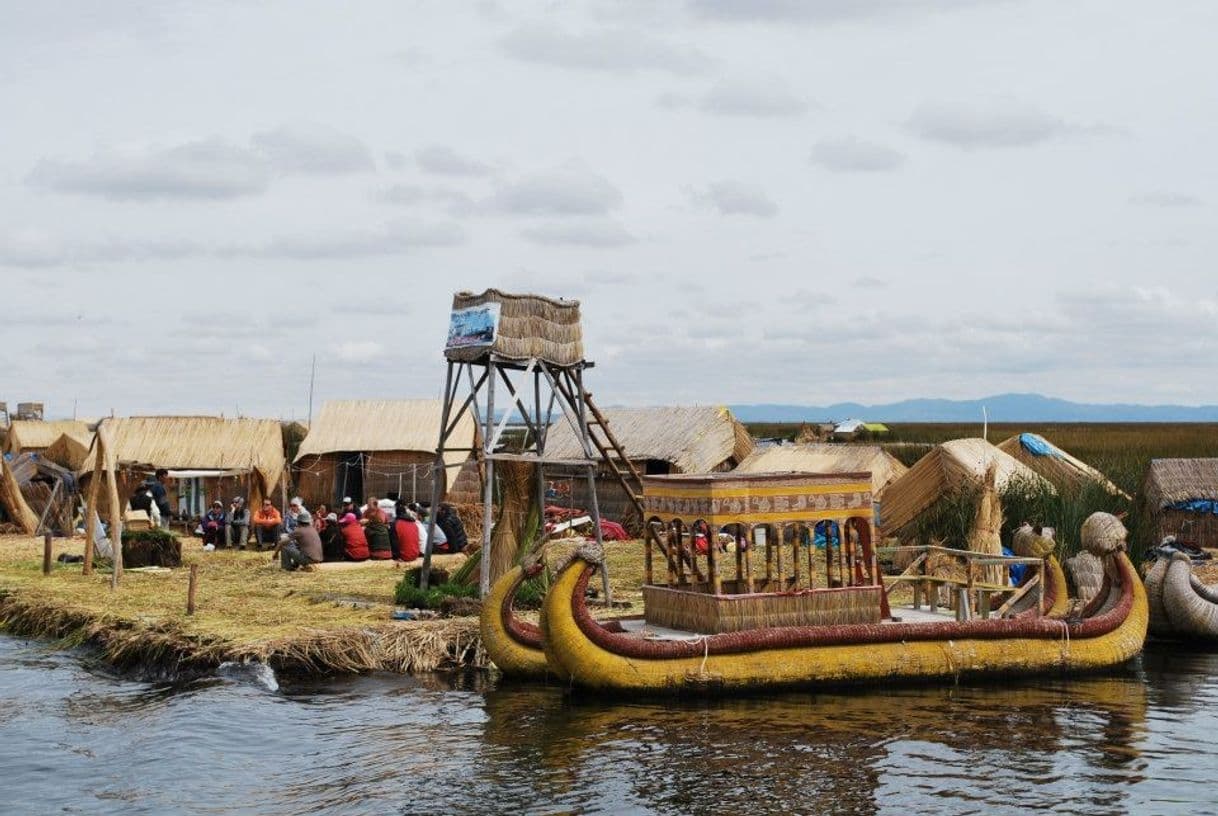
[446, 303, 501, 350]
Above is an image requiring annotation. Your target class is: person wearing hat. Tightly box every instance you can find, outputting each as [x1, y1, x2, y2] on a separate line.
[202, 500, 227, 551]
[285, 497, 312, 533]
[340, 497, 359, 520]
[272, 523, 323, 571]
[320, 512, 345, 561]
[227, 497, 249, 550]
[338, 512, 369, 561]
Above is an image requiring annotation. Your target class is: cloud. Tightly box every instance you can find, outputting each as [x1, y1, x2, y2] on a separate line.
[854, 276, 888, 287]
[247, 220, 466, 259]
[0, 229, 205, 268]
[250, 123, 376, 175]
[907, 100, 1070, 149]
[691, 180, 778, 217]
[499, 24, 711, 75]
[697, 77, 809, 117]
[689, 0, 1004, 24]
[810, 137, 905, 172]
[520, 219, 635, 247]
[27, 124, 374, 200]
[26, 138, 273, 201]
[376, 184, 475, 213]
[415, 145, 494, 177]
[1130, 192, 1203, 208]
[487, 163, 623, 216]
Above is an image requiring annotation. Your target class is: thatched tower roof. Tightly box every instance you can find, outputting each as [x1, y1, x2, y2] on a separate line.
[445, 289, 584, 367]
[1142, 458, 1218, 508]
[2, 420, 92, 454]
[997, 433, 1129, 498]
[95, 416, 287, 490]
[735, 443, 907, 498]
[545, 406, 754, 474]
[879, 438, 1053, 535]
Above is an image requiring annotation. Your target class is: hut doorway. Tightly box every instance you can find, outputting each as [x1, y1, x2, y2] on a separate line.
[337, 452, 364, 504]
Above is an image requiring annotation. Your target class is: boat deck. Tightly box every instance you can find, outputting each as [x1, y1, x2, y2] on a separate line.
[620, 604, 957, 640]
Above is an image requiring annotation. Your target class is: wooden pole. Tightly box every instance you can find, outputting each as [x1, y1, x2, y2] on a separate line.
[705, 521, 720, 595]
[791, 524, 802, 589]
[673, 522, 686, 587]
[734, 525, 743, 592]
[82, 445, 103, 576]
[744, 527, 755, 593]
[186, 563, 198, 615]
[42, 533, 52, 576]
[644, 527, 654, 586]
[478, 362, 497, 599]
[775, 526, 785, 589]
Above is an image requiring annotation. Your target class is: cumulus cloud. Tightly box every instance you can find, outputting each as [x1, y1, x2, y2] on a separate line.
[1130, 192, 1203, 208]
[691, 180, 778, 217]
[499, 24, 711, 75]
[251, 123, 376, 175]
[520, 220, 635, 247]
[697, 77, 809, 117]
[487, 163, 623, 216]
[810, 136, 906, 172]
[415, 145, 493, 177]
[907, 100, 1069, 149]
[27, 124, 374, 200]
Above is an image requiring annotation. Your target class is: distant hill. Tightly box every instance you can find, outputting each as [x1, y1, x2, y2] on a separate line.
[730, 393, 1218, 423]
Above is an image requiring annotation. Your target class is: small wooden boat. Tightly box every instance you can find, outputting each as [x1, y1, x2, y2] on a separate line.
[1144, 551, 1218, 640]
[540, 475, 1147, 694]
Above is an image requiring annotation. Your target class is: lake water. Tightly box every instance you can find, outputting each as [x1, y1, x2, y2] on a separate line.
[2, 632, 1216, 815]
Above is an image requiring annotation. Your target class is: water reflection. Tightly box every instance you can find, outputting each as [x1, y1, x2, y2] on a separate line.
[6, 633, 1218, 816]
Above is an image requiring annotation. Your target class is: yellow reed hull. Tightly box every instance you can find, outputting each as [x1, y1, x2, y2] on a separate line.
[1047, 555, 1070, 617]
[479, 565, 553, 680]
[541, 553, 1147, 693]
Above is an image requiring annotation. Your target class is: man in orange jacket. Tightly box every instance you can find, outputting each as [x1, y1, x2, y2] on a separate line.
[253, 500, 283, 550]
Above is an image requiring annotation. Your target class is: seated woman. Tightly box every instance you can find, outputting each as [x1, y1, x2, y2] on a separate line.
[362, 500, 392, 560]
[339, 513, 370, 561]
[394, 503, 421, 562]
[319, 513, 345, 561]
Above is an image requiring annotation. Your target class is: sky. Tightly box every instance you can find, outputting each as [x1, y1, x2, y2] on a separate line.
[2, 0, 1216, 421]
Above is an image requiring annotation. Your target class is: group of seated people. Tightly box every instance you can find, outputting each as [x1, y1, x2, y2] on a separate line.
[194, 494, 469, 571]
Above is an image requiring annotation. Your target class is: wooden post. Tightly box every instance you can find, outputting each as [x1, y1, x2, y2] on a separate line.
[734, 525, 743, 593]
[775, 526, 785, 590]
[644, 529, 654, 586]
[705, 522, 720, 595]
[83, 445, 103, 576]
[660, 524, 676, 587]
[42, 533, 52, 576]
[745, 527, 755, 593]
[807, 531, 815, 590]
[673, 523, 686, 587]
[186, 563, 198, 615]
[762, 526, 772, 589]
[836, 518, 846, 588]
[791, 525, 802, 589]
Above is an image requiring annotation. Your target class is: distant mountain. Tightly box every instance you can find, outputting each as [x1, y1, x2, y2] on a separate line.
[730, 393, 1218, 423]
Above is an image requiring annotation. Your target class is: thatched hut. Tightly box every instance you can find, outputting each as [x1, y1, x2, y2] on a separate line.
[42, 431, 93, 471]
[543, 405, 755, 524]
[997, 433, 1129, 498]
[293, 400, 476, 507]
[84, 416, 287, 521]
[878, 438, 1053, 537]
[1, 420, 92, 457]
[735, 443, 908, 499]
[1141, 458, 1218, 548]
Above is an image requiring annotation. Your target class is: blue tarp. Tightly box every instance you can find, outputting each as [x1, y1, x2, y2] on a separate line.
[1018, 433, 1061, 458]
[1169, 499, 1218, 515]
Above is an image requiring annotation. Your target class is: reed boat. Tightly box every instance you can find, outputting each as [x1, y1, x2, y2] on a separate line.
[1144, 551, 1218, 640]
[480, 560, 555, 680]
[537, 474, 1147, 694]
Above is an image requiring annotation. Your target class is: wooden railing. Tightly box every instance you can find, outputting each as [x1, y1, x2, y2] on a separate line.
[876, 545, 1048, 622]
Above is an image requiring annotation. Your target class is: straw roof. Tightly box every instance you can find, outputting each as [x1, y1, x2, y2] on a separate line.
[96, 416, 287, 488]
[996, 433, 1129, 498]
[2, 420, 92, 454]
[1142, 458, 1218, 508]
[735, 443, 907, 498]
[879, 438, 1053, 535]
[445, 289, 584, 367]
[294, 399, 475, 472]
[43, 432, 92, 471]
[545, 406, 754, 474]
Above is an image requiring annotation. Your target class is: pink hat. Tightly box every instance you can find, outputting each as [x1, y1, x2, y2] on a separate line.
[340, 512, 358, 525]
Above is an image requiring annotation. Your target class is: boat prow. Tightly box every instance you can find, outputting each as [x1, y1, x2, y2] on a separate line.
[1145, 552, 1218, 641]
[480, 563, 555, 680]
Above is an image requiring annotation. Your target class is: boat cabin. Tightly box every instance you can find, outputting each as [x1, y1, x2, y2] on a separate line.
[641, 472, 1048, 634]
